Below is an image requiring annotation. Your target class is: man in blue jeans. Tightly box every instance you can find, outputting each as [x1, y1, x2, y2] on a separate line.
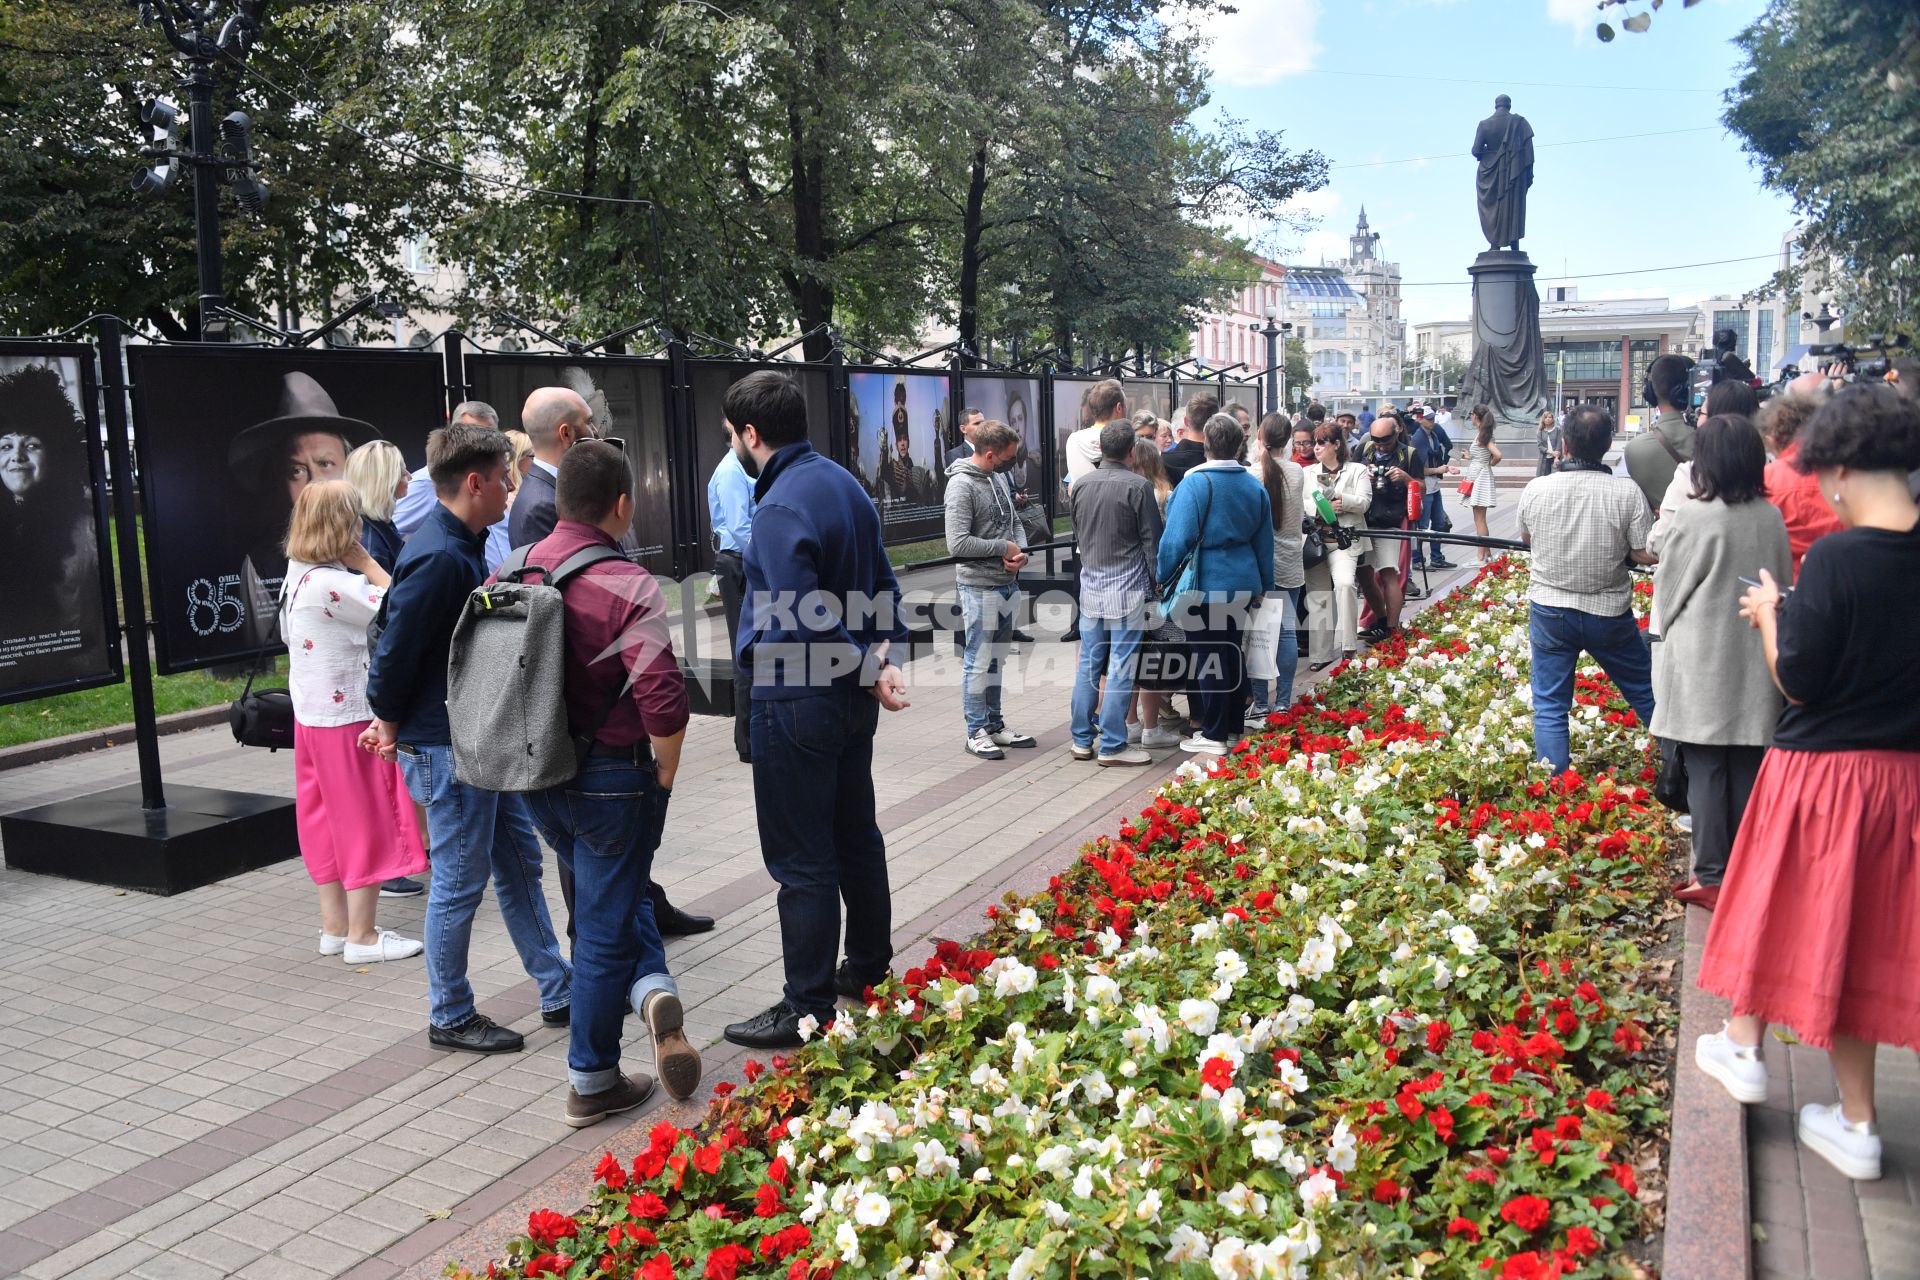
[1068, 421, 1163, 764]
[513, 441, 699, 1124]
[362, 424, 571, 1055]
[942, 419, 1042, 759]
[1517, 404, 1658, 773]
[720, 372, 909, 1050]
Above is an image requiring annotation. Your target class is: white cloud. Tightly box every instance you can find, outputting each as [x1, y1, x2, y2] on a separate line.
[1544, 0, 1593, 40]
[1189, 0, 1324, 87]
[1271, 188, 1349, 263]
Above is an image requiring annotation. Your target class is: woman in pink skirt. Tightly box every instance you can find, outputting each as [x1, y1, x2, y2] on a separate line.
[281, 480, 428, 964]
[1694, 383, 1920, 1181]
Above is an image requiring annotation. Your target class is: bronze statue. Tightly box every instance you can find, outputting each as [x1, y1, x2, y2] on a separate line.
[1472, 95, 1533, 251]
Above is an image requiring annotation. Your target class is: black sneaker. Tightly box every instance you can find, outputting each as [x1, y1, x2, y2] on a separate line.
[379, 877, 425, 898]
[429, 1013, 524, 1055]
[640, 992, 703, 1101]
[564, 1073, 657, 1129]
[835, 961, 889, 1003]
[723, 1000, 813, 1049]
[1431, 557, 1459, 569]
[541, 1005, 570, 1027]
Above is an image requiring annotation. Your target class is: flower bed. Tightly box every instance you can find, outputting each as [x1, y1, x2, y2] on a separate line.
[461, 561, 1675, 1280]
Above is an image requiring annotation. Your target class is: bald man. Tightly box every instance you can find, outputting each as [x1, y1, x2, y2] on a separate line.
[506, 385, 715, 941]
[508, 387, 595, 550]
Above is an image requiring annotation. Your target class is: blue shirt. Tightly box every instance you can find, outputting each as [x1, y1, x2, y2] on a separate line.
[707, 448, 756, 554]
[1155, 462, 1276, 600]
[391, 466, 436, 536]
[737, 442, 906, 700]
[366, 503, 488, 744]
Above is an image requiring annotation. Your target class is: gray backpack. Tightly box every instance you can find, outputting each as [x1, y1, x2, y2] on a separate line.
[447, 543, 627, 792]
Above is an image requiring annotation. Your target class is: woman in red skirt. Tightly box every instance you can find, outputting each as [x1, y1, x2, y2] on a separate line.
[282, 480, 428, 964]
[1694, 383, 1920, 1181]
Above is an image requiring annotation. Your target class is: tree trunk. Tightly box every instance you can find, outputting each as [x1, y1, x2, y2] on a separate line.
[957, 143, 988, 368]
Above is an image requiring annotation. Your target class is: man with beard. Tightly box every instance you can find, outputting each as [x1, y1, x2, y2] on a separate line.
[721, 371, 909, 1049]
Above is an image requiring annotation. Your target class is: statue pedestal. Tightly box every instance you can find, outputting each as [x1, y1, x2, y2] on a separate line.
[1462, 250, 1549, 435]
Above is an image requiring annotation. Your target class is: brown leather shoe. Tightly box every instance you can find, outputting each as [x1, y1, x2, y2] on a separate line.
[1675, 882, 1721, 911]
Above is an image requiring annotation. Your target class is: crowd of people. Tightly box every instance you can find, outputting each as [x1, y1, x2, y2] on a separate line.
[263, 344, 1917, 1183]
[1516, 364, 1920, 1186]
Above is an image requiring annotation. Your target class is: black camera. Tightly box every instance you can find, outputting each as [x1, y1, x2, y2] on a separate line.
[1690, 328, 1757, 409]
[1809, 332, 1912, 381]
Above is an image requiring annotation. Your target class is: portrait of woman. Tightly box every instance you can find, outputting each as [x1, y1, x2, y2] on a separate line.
[0, 359, 108, 687]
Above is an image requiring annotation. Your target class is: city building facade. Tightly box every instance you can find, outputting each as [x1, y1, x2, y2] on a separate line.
[1189, 210, 1406, 407]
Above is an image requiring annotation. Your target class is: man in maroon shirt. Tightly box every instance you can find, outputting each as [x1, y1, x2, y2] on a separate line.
[515, 441, 700, 1127]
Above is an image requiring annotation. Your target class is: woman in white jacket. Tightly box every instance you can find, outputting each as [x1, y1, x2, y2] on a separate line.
[1303, 425, 1373, 670]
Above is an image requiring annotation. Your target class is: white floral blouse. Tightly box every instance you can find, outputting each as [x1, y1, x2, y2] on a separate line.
[281, 561, 385, 728]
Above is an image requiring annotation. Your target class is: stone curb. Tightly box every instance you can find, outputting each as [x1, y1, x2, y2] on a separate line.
[1663, 901, 1753, 1280]
[0, 705, 230, 772]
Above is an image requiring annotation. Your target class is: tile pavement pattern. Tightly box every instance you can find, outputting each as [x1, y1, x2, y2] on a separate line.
[0, 587, 1347, 1280]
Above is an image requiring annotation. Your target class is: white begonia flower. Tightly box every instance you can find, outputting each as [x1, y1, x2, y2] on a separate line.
[1178, 998, 1220, 1036]
[1203, 1032, 1246, 1070]
[1082, 974, 1121, 1008]
[1007, 1249, 1043, 1280]
[1298, 1169, 1339, 1212]
[1081, 1070, 1113, 1105]
[796, 1013, 820, 1041]
[1166, 1225, 1211, 1265]
[1274, 959, 1299, 990]
[1041, 1199, 1070, 1228]
[1136, 1189, 1163, 1222]
[1071, 1164, 1096, 1199]
[993, 960, 1038, 999]
[913, 1139, 959, 1178]
[971, 1167, 991, 1182]
[1191, 920, 1220, 944]
[835, 1221, 863, 1265]
[1217, 1086, 1246, 1125]
[1326, 1118, 1358, 1172]
[1447, 924, 1480, 956]
[1296, 934, 1336, 981]
[800, 1181, 830, 1223]
[940, 983, 979, 1017]
[1209, 1236, 1253, 1280]
[1013, 907, 1042, 933]
[1275, 1059, 1309, 1096]
[1035, 1144, 1074, 1177]
[1467, 892, 1492, 915]
[1243, 1118, 1286, 1162]
[1214, 948, 1249, 984]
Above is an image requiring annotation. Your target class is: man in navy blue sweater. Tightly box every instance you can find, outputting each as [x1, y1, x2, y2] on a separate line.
[719, 372, 910, 1049]
[361, 424, 572, 1055]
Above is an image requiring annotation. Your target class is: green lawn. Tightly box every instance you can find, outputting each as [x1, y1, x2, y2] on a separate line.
[0, 660, 285, 750]
[888, 515, 1072, 569]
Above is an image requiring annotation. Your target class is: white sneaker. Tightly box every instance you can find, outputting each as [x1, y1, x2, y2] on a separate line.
[1126, 720, 1143, 744]
[1141, 727, 1184, 749]
[344, 929, 425, 964]
[318, 931, 347, 957]
[1244, 706, 1271, 728]
[1068, 744, 1095, 761]
[1694, 1024, 1768, 1104]
[1097, 747, 1153, 767]
[965, 731, 1005, 759]
[989, 727, 1036, 749]
[1798, 1102, 1882, 1180]
[1179, 735, 1229, 755]
[1675, 813, 1694, 834]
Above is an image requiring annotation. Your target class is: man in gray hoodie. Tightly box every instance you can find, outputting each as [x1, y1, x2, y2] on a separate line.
[944, 420, 1046, 759]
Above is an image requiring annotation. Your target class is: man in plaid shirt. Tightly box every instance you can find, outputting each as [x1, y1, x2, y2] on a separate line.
[1518, 404, 1658, 774]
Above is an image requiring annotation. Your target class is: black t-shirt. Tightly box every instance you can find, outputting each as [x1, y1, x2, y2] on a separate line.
[1164, 439, 1207, 486]
[1772, 522, 1920, 752]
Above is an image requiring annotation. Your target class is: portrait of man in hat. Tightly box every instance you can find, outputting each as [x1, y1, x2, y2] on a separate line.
[232, 370, 383, 647]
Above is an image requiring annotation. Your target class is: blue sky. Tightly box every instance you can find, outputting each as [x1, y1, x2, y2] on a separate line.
[1188, 0, 1797, 324]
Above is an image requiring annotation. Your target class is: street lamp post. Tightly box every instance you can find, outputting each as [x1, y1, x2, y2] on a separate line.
[1259, 308, 1291, 416]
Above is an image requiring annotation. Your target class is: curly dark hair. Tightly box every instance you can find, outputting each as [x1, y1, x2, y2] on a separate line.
[0, 363, 87, 483]
[1794, 383, 1920, 475]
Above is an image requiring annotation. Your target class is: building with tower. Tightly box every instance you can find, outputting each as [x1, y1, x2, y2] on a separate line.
[1188, 209, 1407, 409]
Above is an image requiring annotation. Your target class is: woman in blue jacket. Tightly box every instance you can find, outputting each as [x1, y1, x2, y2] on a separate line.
[1156, 414, 1275, 753]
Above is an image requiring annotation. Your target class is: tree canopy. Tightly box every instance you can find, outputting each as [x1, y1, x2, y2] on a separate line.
[0, 0, 1329, 361]
[1722, 0, 1919, 332]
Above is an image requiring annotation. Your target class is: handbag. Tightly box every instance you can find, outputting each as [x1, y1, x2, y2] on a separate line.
[1301, 519, 1329, 569]
[1160, 476, 1214, 604]
[1457, 479, 1474, 499]
[229, 666, 295, 751]
[1653, 738, 1689, 814]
